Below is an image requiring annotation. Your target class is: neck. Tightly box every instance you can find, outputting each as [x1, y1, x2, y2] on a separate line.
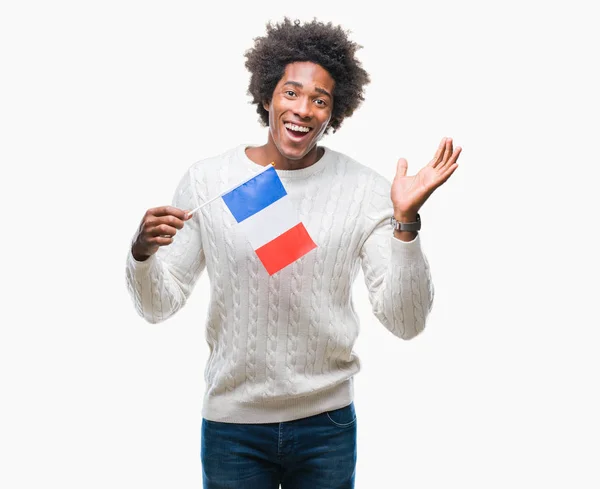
[246, 133, 324, 171]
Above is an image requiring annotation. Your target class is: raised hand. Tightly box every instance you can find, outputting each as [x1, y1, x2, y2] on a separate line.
[391, 137, 461, 218]
[131, 206, 192, 261]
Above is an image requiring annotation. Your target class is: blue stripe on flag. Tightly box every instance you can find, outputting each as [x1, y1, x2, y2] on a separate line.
[221, 166, 287, 223]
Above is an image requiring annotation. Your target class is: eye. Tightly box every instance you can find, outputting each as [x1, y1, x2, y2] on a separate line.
[315, 99, 327, 106]
[284, 90, 296, 97]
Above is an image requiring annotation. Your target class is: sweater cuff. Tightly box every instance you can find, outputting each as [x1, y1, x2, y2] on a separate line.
[127, 249, 158, 272]
[390, 233, 424, 266]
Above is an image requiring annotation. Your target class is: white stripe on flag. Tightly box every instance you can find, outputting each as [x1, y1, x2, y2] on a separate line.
[236, 194, 300, 250]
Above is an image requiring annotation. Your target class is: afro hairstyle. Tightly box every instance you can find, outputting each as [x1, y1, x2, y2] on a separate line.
[244, 17, 370, 134]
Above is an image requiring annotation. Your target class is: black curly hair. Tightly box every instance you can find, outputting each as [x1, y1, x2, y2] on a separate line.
[244, 17, 370, 135]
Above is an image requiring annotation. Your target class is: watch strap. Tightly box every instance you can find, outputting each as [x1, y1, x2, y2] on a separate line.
[390, 213, 421, 232]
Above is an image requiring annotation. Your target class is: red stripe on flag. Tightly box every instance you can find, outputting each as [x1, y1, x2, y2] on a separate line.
[255, 222, 317, 275]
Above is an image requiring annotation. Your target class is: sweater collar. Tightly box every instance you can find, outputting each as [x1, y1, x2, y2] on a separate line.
[237, 144, 333, 180]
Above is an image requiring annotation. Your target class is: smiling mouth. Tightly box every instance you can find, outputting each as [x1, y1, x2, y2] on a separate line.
[284, 122, 312, 139]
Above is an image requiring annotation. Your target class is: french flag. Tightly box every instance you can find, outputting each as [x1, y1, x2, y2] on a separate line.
[221, 165, 317, 275]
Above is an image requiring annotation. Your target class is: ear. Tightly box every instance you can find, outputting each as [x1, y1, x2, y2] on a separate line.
[262, 100, 270, 111]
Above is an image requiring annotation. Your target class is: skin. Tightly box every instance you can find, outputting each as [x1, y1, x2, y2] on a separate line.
[131, 206, 191, 261]
[132, 61, 462, 261]
[245, 61, 335, 171]
[392, 136, 461, 241]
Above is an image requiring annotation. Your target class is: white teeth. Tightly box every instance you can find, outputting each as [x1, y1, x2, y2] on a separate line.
[284, 123, 310, 133]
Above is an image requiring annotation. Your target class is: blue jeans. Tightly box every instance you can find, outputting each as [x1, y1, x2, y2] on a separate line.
[201, 402, 357, 488]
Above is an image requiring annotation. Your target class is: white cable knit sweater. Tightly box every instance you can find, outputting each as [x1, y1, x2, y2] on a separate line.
[125, 144, 434, 424]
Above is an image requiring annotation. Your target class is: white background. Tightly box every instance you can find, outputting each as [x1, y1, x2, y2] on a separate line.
[1, 0, 599, 487]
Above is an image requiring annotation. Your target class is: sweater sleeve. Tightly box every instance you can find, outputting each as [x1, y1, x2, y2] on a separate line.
[125, 167, 206, 324]
[359, 174, 434, 340]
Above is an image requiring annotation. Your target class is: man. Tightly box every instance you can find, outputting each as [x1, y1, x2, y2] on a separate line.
[126, 17, 460, 489]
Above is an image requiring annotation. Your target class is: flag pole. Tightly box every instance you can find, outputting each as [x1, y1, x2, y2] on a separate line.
[186, 162, 275, 217]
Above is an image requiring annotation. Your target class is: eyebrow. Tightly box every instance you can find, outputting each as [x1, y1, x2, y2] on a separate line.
[283, 81, 332, 99]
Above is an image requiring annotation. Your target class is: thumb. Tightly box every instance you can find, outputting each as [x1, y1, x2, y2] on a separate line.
[396, 158, 408, 178]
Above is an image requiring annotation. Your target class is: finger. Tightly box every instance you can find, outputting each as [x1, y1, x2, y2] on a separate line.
[438, 163, 459, 185]
[448, 146, 462, 167]
[434, 138, 453, 169]
[150, 223, 178, 237]
[439, 146, 462, 172]
[154, 236, 174, 246]
[396, 158, 408, 177]
[157, 214, 186, 230]
[430, 137, 447, 167]
[432, 138, 450, 168]
[148, 206, 189, 220]
[444, 138, 453, 163]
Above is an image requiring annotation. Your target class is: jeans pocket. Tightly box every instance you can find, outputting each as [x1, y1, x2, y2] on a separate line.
[325, 402, 357, 428]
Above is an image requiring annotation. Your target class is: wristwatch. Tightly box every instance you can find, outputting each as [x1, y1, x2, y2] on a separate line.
[390, 213, 421, 232]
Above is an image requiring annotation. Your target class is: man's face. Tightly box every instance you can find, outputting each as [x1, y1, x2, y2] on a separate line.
[263, 61, 335, 160]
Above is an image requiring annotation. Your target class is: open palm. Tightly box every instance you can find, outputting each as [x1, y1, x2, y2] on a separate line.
[391, 137, 461, 215]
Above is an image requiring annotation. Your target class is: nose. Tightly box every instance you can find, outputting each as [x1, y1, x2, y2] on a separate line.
[293, 97, 313, 120]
